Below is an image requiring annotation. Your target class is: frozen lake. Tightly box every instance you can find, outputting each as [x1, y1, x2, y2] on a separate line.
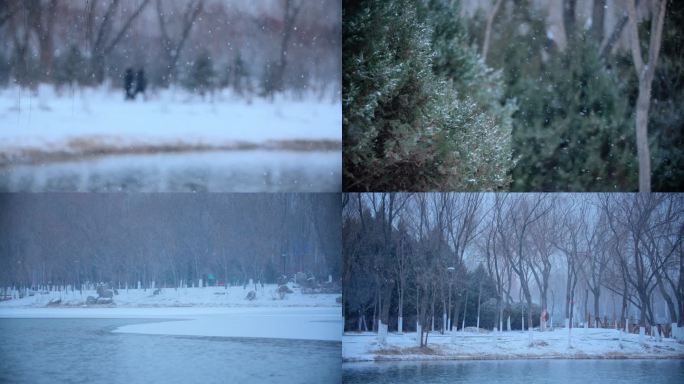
[0, 150, 341, 192]
[0, 318, 341, 384]
[343, 359, 684, 384]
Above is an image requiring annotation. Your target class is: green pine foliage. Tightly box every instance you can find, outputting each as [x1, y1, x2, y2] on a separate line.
[482, 2, 636, 191]
[53, 45, 85, 88]
[649, 5, 684, 191]
[223, 52, 249, 96]
[343, 0, 513, 191]
[187, 51, 216, 96]
[510, 36, 637, 191]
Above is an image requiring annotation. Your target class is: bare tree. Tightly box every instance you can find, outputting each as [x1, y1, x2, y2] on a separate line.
[626, 0, 668, 192]
[602, 194, 679, 330]
[482, 201, 513, 332]
[498, 194, 552, 340]
[85, 0, 152, 83]
[156, 0, 204, 86]
[575, 203, 611, 327]
[265, 0, 302, 96]
[553, 197, 585, 331]
[527, 203, 557, 331]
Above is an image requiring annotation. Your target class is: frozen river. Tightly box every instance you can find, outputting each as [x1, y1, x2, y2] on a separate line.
[343, 359, 684, 384]
[0, 149, 341, 192]
[0, 318, 341, 384]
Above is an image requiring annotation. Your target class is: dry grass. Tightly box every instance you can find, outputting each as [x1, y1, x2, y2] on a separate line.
[0, 138, 341, 167]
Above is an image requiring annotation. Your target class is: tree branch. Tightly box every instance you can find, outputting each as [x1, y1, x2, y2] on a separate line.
[482, 0, 503, 63]
[626, 0, 644, 76]
[104, 0, 152, 55]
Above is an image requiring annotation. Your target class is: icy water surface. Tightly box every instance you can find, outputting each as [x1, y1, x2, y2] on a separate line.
[0, 149, 341, 192]
[0, 318, 341, 384]
[343, 359, 684, 384]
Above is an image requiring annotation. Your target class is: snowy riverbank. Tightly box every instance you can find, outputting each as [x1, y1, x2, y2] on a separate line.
[0, 285, 342, 342]
[0, 284, 339, 308]
[0, 86, 341, 166]
[342, 328, 684, 361]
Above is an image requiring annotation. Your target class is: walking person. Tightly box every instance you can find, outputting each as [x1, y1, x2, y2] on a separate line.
[124, 68, 135, 100]
[135, 69, 147, 100]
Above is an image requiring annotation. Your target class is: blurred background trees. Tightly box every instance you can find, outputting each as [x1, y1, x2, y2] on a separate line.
[0, 0, 341, 99]
[470, 0, 678, 191]
[0, 194, 341, 290]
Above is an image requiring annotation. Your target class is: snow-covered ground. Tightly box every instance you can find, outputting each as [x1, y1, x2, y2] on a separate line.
[0, 285, 342, 341]
[0, 284, 339, 308]
[342, 328, 684, 361]
[0, 86, 341, 165]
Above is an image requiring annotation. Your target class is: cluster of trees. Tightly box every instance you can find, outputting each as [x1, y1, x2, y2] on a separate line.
[344, 0, 681, 191]
[0, 194, 341, 291]
[477, 0, 677, 192]
[0, 0, 341, 98]
[342, 193, 683, 347]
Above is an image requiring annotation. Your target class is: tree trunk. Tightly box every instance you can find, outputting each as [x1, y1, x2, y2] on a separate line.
[481, 0, 503, 63]
[635, 84, 652, 192]
[563, 0, 577, 41]
[591, 0, 606, 43]
[626, 0, 667, 192]
[593, 290, 601, 327]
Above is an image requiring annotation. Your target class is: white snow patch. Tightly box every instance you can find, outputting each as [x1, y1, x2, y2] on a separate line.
[0, 285, 342, 342]
[0, 86, 341, 161]
[343, 328, 684, 361]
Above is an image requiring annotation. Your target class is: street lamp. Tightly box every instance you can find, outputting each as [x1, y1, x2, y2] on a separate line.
[447, 266, 455, 331]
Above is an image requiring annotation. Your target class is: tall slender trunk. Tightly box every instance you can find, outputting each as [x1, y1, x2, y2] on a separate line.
[593, 290, 601, 327]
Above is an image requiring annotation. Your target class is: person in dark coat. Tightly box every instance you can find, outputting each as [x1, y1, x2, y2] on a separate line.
[124, 68, 135, 100]
[135, 69, 147, 99]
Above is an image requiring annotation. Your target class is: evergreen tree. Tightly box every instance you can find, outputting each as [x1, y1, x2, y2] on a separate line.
[343, 0, 513, 191]
[510, 36, 637, 191]
[483, 2, 636, 191]
[53, 45, 85, 88]
[649, 5, 684, 191]
[187, 51, 216, 96]
[223, 52, 249, 96]
[0, 52, 10, 87]
[260, 61, 276, 98]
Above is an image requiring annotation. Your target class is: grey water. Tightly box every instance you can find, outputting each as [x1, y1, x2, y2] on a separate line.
[0, 318, 340, 384]
[0, 150, 341, 192]
[343, 359, 684, 384]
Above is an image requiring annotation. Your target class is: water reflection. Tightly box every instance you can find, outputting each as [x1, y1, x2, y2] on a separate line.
[0, 318, 341, 384]
[0, 150, 341, 192]
[343, 359, 684, 384]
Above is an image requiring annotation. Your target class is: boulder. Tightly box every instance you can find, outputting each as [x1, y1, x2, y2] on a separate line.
[86, 296, 97, 305]
[47, 298, 61, 307]
[295, 272, 307, 285]
[96, 297, 113, 305]
[276, 285, 293, 300]
[153, 288, 161, 295]
[96, 285, 114, 299]
[276, 275, 289, 286]
[277, 285, 293, 294]
[245, 291, 257, 301]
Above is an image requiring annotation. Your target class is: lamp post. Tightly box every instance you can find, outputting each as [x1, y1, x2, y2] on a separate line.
[447, 267, 455, 332]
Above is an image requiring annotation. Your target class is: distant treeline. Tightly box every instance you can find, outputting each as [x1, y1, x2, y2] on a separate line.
[0, 194, 341, 290]
[0, 0, 341, 98]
